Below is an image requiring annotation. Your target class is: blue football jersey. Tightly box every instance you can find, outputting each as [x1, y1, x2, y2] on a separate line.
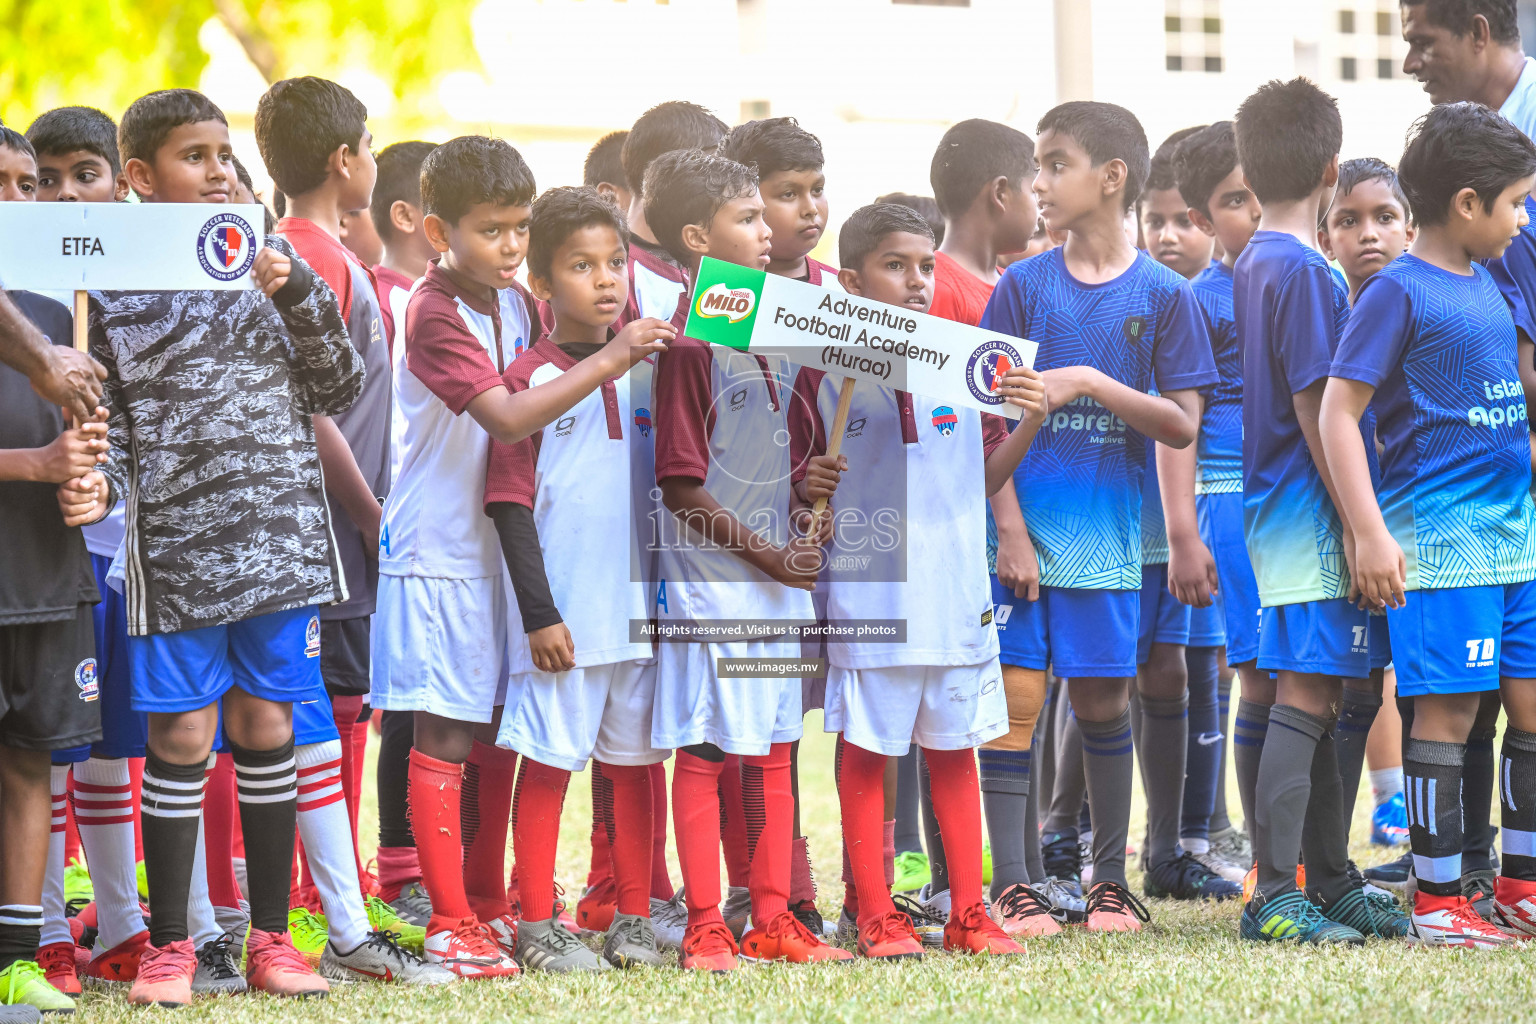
[1332, 254, 1536, 590]
[981, 248, 1216, 590]
[1191, 260, 1242, 496]
[1236, 231, 1354, 606]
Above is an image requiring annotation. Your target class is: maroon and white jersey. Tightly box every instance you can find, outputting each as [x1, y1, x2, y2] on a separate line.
[382, 261, 537, 580]
[789, 369, 1009, 668]
[802, 257, 844, 292]
[652, 335, 813, 629]
[484, 338, 652, 670]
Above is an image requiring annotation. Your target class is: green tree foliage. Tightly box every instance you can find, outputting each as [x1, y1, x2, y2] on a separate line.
[0, 0, 480, 129]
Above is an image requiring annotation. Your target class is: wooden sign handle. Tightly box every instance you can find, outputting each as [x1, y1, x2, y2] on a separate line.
[806, 376, 855, 542]
[73, 290, 88, 352]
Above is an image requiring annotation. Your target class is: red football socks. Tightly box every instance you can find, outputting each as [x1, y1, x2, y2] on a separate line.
[329, 695, 366, 880]
[408, 748, 472, 921]
[742, 742, 793, 924]
[511, 757, 570, 922]
[649, 761, 674, 899]
[838, 737, 894, 927]
[586, 762, 614, 889]
[203, 753, 243, 910]
[719, 754, 751, 888]
[674, 750, 726, 926]
[922, 746, 984, 911]
[603, 762, 654, 917]
[461, 740, 516, 922]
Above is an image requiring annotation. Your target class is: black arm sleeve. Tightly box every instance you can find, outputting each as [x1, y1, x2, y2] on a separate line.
[488, 501, 563, 633]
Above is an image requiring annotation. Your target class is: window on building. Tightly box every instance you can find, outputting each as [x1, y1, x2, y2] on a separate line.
[1339, 9, 1355, 32]
[1377, 10, 1392, 34]
[1377, 57, 1394, 78]
[892, 0, 970, 6]
[741, 100, 770, 120]
[1166, 0, 1222, 73]
[1341, 56, 1358, 80]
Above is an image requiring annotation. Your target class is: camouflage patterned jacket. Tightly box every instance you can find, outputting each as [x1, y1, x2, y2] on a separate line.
[90, 234, 364, 636]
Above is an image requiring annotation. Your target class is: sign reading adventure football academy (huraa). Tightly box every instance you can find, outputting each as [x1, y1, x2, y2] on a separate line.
[683, 256, 1038, 419]
[0, 203, 264, 291]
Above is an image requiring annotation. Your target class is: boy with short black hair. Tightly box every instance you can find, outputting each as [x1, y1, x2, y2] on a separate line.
[1317, 157, 1415, 858]
[584, 130, 631, 216]
[980, 101, 1217, 932]
[1319, 101, 1536, 947]
[373, 135, 666, 978]
[590, 102, 727, 943]
[1231, 77, 1407, 945]
[254, 74, 448, 985]
[1173, 119, 1264, 879]
[25, 106, 127, 204]
[922, 118, 1052, 930]
[1132, 127, 1241, 903]
[717, 117, 836, 285]
[93, 87, 364, 1005]
[1320, 158, 1416, 301]
[715, 112, 837, 931]
[365, 136, 440, 926]
[484, 185, 674, 972]
[794, 201, 1046, 959]
[21, 103, 163, 1000]
[0, 123, 104, 1019]
[644, 147, 849, 970]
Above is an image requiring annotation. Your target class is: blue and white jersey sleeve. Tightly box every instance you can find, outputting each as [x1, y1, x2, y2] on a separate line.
[1333, 257, 1536, 591]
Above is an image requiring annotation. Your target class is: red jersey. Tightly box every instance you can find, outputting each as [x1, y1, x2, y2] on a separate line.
[929, 251, 997, 327]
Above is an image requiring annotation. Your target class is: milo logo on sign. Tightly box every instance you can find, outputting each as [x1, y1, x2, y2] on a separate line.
[684, 257, 765, 351]
[696, 283, 756, 323]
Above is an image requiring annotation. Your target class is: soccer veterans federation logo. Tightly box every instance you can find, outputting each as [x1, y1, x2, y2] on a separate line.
[306, 615, 321, 659]
[196, 212, 257, 283]
[634, 407, 652, 437]
[75, 658, 99, 702]
[964, 340, 1023, 406]
[931, 406, 957, 436]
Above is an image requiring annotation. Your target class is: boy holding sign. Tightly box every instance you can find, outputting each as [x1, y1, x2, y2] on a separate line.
[790, 202, 1047, 959]
[88, 89, 363, 1006]
[979, 101, 1217, 933]
[483, 186, 674, 972]
[0, 124, 105, 1019]
[645, 148, 849, 970]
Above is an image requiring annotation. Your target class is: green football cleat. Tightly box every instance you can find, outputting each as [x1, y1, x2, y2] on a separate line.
[0, 960, 76, 1015]
[1318, 886, 1410, 939]
[286, 907, 329, 967]
[62, 862, 93, 916]
[892, 851, 930, 893]
[364, 895, 426, 954]
[135, 860, 149, 903]
[1240, 890, 1364, 945]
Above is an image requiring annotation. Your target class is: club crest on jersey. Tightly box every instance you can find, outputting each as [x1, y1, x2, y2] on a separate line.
[196, 213, 257, 282]
[931, 406, 957, 436]
[964, 340, 1023, 405]
[634, 407, 652, 437]
[75, 658, 98, 702]
[511, 335, 526, 359]
[695, 283, 757, 323]
[1123, 315, 1148, 343]
[306, 615, 321, 658]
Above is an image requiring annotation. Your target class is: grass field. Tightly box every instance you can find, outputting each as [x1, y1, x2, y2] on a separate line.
[70, 714, 1536, 1023]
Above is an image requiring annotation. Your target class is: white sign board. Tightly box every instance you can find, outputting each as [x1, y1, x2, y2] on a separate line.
[684, 256, 1037, 419]
[0, 203, 264, 291]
